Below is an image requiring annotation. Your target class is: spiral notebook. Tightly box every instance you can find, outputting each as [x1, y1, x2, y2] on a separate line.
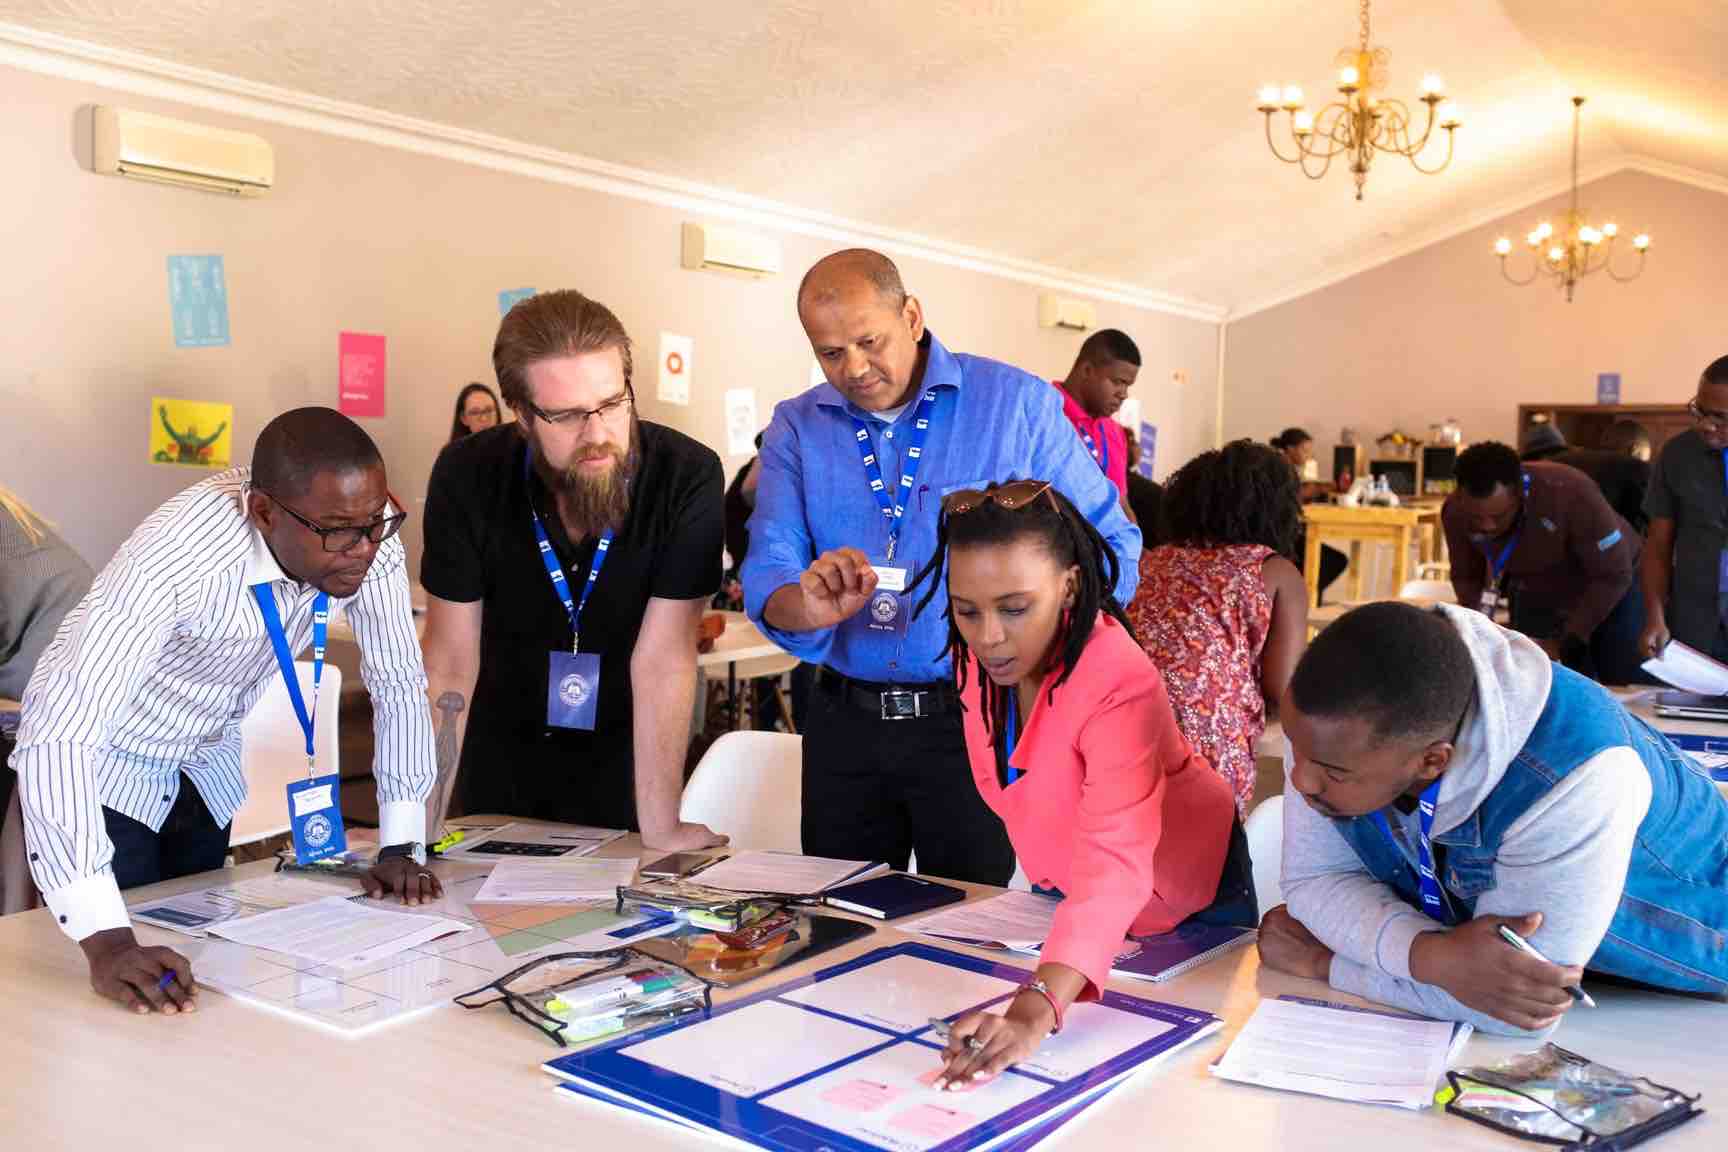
[1109, 922, 1257, 983]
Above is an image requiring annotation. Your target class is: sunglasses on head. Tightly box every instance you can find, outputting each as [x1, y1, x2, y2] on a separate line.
[941, 479, 1057, 517]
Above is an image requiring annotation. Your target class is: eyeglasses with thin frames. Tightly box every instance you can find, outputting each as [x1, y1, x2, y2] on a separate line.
[1687, 399, 1728, 430]
[523, 389, 633, 430]
[262, 490, 408, 553]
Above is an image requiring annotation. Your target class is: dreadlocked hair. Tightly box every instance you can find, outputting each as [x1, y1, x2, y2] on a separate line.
[1163, 439, 1301, 555]
[908, 480, 1131, 742]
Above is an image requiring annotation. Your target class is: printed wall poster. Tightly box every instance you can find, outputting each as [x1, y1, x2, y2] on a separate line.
[150, 397, 233, 468]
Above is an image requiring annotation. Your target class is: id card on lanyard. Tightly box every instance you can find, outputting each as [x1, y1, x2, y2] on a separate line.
[252, 584, 346, 864]
[1373, 777, 1454, 925]
[1002, 694, 1023, 786]
[850, 388, 939, 636]
[526, 450, 611, 730]
[1478, 472, 1530, 620]
[1718, 450, 1728, 620]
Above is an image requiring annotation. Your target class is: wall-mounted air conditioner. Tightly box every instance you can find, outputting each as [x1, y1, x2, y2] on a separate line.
[90, 106, 273, 197]
[680, 222, 781, 277]
[1038, 293, 1097, 331]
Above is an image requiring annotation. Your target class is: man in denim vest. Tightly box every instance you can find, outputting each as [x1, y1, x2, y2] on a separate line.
[1259, 601, 1728, 1034]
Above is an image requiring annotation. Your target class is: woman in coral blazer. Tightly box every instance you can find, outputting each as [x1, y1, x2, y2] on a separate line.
[910, 479, 1241, 1090]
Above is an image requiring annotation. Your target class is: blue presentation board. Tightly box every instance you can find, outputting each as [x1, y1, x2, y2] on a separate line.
[545, 941, 1220, 1152]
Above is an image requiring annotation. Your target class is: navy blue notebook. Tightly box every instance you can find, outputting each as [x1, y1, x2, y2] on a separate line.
[1110, 922, 1257, 983]
[822, 873, 967, 920]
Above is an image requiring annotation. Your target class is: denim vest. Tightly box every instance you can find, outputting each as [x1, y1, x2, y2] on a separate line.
[1335, 665, 1728, 993]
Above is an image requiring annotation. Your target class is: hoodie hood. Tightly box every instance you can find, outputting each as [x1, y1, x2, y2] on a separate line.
[1429, 603, 1554, 835]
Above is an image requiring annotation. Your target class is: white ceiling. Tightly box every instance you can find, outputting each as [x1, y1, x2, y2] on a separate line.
[2, 0, 1723, 316]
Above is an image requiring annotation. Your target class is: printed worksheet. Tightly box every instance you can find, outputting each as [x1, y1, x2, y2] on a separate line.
[1009, 1002, 1177, 1083]
[471, 857, 639, 903]
[784, 952, 1019, 1033]
[622, 1000, 887, 1097]
[208, 896, 468, 970]
[761, 1041, 1049, 1152]
[897, 891, 1060, 950]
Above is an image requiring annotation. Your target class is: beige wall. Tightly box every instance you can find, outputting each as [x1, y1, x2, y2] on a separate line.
[1222, 169, 1727, 467]
[0, 64, 1219, 573]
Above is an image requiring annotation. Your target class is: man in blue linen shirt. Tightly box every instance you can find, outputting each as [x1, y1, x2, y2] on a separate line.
[744, 249, 1139, 884]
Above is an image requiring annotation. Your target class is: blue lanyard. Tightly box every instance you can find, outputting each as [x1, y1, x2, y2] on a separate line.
[849, 388, 940, 563]
[524, 450, 611, 653]
[251, 584, 326, 771]
[1373, 777, 1452, 925]
[1480, 472, 1532, 582]
[1003, 694, 1021, 785]
[1078, 422, 1109, 473]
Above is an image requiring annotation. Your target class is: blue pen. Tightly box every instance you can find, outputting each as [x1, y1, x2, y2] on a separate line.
[158, 971, 177, 992]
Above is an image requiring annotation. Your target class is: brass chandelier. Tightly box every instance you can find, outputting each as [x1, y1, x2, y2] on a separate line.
[1256, 0, 1460, 200]
[1494, 96, 1650, 303]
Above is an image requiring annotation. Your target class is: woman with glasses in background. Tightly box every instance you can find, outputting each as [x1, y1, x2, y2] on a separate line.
[450, 382, 502, 442]
[1641, 353, 1728, 662]
[909, 479, 1249, 1092]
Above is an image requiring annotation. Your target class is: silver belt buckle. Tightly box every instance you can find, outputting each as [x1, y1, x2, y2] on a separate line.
[880, 689, 923, 721]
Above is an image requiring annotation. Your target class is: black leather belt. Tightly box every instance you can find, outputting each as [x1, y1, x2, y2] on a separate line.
[815, 667, 954, 720]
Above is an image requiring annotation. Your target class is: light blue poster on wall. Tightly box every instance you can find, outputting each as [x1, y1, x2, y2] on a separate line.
[1138, 421, 1157, 478]
[167, 254, 230, 347]
[499, 287, 536, 316]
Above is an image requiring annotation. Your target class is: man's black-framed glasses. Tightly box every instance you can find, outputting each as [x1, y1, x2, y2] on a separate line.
[1687, 399, 1728, 429]
[263, 490, 407, 553]
[523, 388, 633, 430]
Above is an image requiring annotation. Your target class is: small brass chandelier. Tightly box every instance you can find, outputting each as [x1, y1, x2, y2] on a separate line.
[1493, 96, 1650, 303]
[1256, 0, 1460, 201]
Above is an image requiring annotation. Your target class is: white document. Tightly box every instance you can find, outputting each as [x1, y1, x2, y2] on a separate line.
[1210, 998, 1462, 1110]
[898, 890, 1060, 950]
[693, 850, 885, 895]
[131, 874, 356, 936]
[441, 821, 625, 861]
[784, 953, 1017, 1034]
[472, 857, 639, 904]
[723, 388, 758, 457]
[1013, 1002, 1177, 1083]
[623, 1000, 885, 1097]
[658, 331, 693, 406]
[760, 1041, 1050, 1152]
[208, 896, 468, 971]
[1642, 640, 1728, 695]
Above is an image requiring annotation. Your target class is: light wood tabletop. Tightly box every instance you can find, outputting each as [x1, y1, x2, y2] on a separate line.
[1, 832, 1721, 1150]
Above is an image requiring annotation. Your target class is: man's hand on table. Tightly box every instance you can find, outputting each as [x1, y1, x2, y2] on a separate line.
[80, 927, 197, 1015]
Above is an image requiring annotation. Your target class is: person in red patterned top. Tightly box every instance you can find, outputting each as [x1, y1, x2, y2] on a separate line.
[1127, 441, 1309, 815]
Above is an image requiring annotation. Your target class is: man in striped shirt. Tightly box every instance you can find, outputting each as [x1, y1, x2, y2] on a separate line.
[9, 409, 437, 1015]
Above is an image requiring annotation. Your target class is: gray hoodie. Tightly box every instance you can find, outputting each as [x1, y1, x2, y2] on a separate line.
[1281, 603, 1651, 1035]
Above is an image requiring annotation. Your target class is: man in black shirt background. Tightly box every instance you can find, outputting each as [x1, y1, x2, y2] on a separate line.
[420, 291, 727, 850]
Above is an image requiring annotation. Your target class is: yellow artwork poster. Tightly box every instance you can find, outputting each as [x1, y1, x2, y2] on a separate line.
[150, 397, 233, 468]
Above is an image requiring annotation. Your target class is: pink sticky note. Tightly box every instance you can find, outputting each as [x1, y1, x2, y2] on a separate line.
[819, 1078, 902, 1113]
[890, 1103, 977, 1141]
[338, 331, 387, 419]
[917, 1068, 984, 1095]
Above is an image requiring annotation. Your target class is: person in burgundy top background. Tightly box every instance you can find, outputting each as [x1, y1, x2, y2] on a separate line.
[1131, 441, 1309, 816]
[909, 479, 1244, 1090]
[1054, 329, 1138, 507]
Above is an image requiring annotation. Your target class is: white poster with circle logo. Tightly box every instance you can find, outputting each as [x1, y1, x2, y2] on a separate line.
[659, 331, 693, 406]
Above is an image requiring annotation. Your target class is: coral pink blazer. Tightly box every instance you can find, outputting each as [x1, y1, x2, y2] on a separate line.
[958, 614, 1235, 997]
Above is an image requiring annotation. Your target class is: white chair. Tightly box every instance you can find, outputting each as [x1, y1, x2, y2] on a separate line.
[1244, 794, 1284, 914]
[680, 731, 802, 851]
[1397, 578, 1457, 603]
[231, 661, 342, 846]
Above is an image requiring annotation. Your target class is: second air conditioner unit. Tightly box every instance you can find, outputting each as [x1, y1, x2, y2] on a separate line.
[681, 222, 781, 277]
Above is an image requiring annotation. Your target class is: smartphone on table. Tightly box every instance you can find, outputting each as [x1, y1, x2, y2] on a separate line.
[640, 852, 715, 880]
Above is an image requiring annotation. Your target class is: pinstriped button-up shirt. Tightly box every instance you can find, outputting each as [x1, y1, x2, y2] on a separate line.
[8, 469, 435, 940]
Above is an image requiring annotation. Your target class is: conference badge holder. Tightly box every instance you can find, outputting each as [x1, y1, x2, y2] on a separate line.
[286, 774, 348, 865]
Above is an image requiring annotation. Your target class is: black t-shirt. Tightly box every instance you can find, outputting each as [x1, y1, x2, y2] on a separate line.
[422, 421, 723, 828]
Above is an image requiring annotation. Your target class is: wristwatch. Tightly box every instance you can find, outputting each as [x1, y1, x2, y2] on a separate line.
[376, 841, 428, 867]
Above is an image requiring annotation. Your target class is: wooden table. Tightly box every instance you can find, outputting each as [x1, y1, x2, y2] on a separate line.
[1, 836, 1721, 1151]
[698, 611, 796, 731]
[1302, 504, 1428, 608]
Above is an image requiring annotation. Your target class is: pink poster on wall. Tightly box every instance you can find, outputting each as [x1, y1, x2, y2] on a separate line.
[338, 331, 386, 418]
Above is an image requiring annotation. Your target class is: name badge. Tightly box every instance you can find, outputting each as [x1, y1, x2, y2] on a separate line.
[547, 651, 602, 730]
[1480, 585, 1507, 621]
[286, 775, 348, 864]
[871, 565, 909, 594]
[864, 587, 905, 636]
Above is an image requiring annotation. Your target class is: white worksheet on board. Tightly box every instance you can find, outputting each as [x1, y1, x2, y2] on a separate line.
[1012, 1002, 1177, 1082]
[760, 1041, 1050, 1152]
[621, 1000, 887, 1098]
[783, 952, 1019, 1034]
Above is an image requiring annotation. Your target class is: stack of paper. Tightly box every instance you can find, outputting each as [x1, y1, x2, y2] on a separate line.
[471, 857, 640, 904]
[207, 896, 470, 971]
[130, 873, 359, 936]
[542, 943, 1222, 1152]
[691, 851, 887, 896]
[441, 821, 625, 860]
[1643, 641, 1728, 695]
[1211, 997, 1471, 1110]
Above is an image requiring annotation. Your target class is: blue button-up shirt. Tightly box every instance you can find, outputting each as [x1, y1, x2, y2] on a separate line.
[743, 331, 1140, 683]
